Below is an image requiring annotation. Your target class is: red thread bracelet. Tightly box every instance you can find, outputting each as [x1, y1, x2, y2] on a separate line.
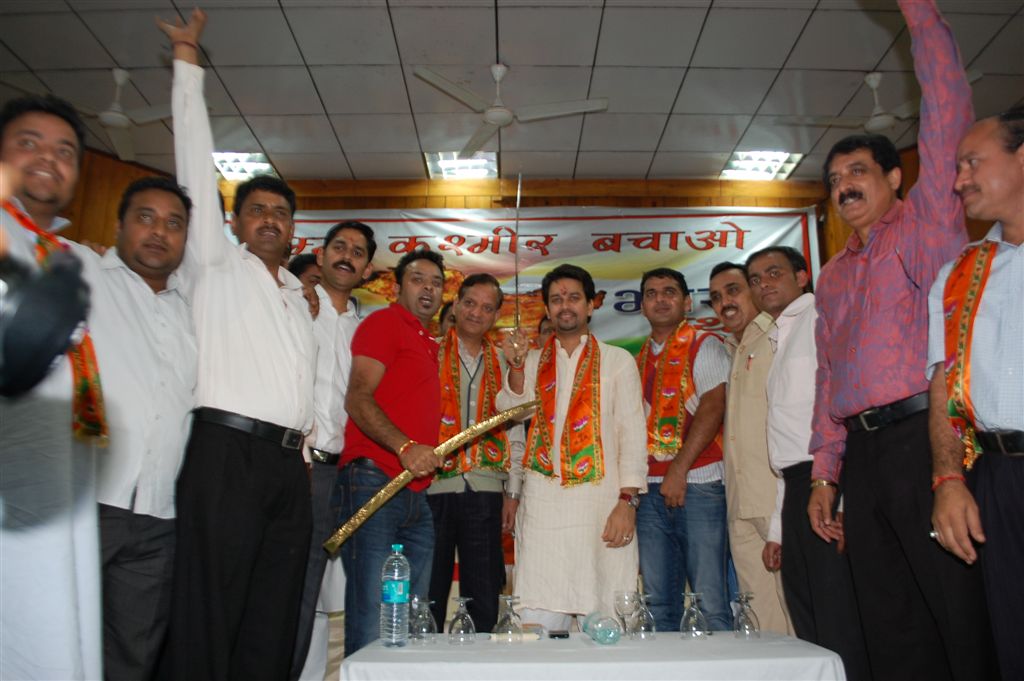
[172, 40, 199, 51]
[931, 473, 966, 492]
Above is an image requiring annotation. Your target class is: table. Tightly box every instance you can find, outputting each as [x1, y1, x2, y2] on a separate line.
[341, 632, 846, 680]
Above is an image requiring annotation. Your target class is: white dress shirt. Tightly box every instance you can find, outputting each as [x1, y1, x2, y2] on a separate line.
[173, 59, 315, 431]
[65, 243, 197, 519]
[310, 285, 360, 453]
[765, 293, 817, 543]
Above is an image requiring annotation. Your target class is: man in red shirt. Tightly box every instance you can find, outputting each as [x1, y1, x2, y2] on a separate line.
[335, 248, 445, 656]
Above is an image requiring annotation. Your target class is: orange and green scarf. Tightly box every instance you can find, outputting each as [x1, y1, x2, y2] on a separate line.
[437, 328, 509, 477]
[3, 200, 108, 444]
[524, 334, 604, 486]
[942, 240, 997, 470]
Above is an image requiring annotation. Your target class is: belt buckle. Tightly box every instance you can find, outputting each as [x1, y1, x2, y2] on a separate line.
[282, 429, 303, 450]
[310, 447, 329, 463]
[858, 409, 880, 432]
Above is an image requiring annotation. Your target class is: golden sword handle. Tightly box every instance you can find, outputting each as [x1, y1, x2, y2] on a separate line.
[323, 399, 538, 554]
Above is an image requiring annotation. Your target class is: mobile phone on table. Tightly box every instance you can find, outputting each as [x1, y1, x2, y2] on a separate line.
[548, 630, 570, 639]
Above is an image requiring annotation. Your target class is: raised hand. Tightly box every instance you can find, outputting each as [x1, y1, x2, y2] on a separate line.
[156, 7, 207, 50]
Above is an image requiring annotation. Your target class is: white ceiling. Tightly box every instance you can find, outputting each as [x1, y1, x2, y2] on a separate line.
[1, 0, 1021, 182]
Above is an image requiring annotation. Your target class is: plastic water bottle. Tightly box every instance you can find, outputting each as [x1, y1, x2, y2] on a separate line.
[380, 544, 411, 647]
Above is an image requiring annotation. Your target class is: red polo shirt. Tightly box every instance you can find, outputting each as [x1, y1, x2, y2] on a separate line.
[340, 303, 441, 492]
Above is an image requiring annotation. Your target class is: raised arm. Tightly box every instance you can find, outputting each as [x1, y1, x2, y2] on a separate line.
[159, 9, 230, 268]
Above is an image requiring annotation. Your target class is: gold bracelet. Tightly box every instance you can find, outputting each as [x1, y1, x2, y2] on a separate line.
[809, 479, 838, 491]
[397, 439, 417, 457]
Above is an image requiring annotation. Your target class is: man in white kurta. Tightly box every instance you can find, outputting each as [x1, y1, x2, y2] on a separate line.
[498, 264, 647, 628]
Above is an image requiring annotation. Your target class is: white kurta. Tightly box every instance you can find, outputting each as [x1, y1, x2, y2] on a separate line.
[497, 336, 647, 616]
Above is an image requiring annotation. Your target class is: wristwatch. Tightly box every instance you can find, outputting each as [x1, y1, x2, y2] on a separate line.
[618, 491, 640, 509]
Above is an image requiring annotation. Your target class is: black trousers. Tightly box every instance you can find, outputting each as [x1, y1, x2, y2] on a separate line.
[780, 462, 871, 681]
[100, 504, 175, 681]
[427, 488, 505, 633]
[164, 420, 312, 681]
[974, 450, 1024, 681]
[843, 412, 996, 681]
[289, 461, 339, 680]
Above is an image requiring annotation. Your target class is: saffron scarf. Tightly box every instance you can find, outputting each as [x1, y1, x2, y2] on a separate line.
[524, 334, 604, 486]
[3, 200, 108, 444]
[636, 321, 696, 456]
[942, 240, 997, 470]
[437, 328, 509, 477]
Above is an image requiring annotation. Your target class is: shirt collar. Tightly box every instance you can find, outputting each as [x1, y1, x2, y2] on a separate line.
[9, 196, 70, 233]
[983, 222, 1017, 247]
[313, 284, 359, 317]
[778, 292, 815, 321]
[390, 301, 430, 333]
[843, 199, 902, 253]
[100, 246, 184, 294]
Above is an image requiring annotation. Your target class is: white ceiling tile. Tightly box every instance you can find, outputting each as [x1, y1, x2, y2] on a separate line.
[596, 7, 706, 67]
[895, 121, 919, 148]
[971, 75, 1024, 118]
[499, 66, 592, 110]
[129, 67, 238, 116]
[0, 43, 25, 72]
[345, 152, 425, 179]
[579, 113, 668, 151]
[574, 151, 653, 178]
[246, 115, 340, 153]
[737, 116, 829, 153]
[391, 7, 496, 65]
[712, 0, 815, 6]
[499, 117, 582, 151]
[589, 67, 684, 114]
[970, 15, 1024, 75]
[285, 6, 399, 65]
[659, 114, 751, 152]
[330, 114, 420, 152]
[218, 67, 322, 115]
[499, 151, 577, 178]
[189, 0, 281, 6]
[810, 120, 912, 155]
[788, 153, 827, 181]
[199, 8, 303, 66]
[69, 0, 174, 8]
[414, 112, 499, 153]
[0, 14, 114, 70]
[501, 0, 606, 6]
[0, 1, 69, 12]
[673, 69, 776, 114]
[78, 10, 179, 68]
[281, 1, 388, 6]
[648, 152, 731, 178]
[760, 70, 866, 117]
[210, 116, 262, 153]
[877, 13, 1010, 71]
[312, 66, 410, 114]
[0, 72, 49, 101]
[936, 1, 1024, 13]
[123, 121, 175, 156]
[134, 154, 177, 175]
[35, 69, 150, 113]
[269, 152, 353, 180]
[839, 71, 919, 118]
[498, 6, 601, 66]
[691, 8, 811, 69]
[81, 118, 113, 154]
[406, 65, 496, 113]
[815, 0, 898, 8]
[787, 11, 904, 71]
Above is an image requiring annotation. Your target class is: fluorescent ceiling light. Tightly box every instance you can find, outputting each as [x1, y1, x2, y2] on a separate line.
[720, 151, 803, 181]
[212, 152, 277, 182]
[425, 151, 498, 180]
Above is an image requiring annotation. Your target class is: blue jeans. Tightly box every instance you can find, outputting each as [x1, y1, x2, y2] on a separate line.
[636, 480, 732, 632]
[333, 459, 434, 656]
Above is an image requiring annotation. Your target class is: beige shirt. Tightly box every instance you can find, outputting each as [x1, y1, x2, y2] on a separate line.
[723, 312, 779, 523]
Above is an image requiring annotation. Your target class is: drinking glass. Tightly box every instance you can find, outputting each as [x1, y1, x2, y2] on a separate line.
[586, 615, 622, 645]
[613, 590, 639, 634]
[733, 592, 760, 639]
[493, 595, 523, 644]
[409, 594, 438, 645]
[448, 596, 476, 645]
[632, 593, 656, 640]
[679, 592, 709, 639]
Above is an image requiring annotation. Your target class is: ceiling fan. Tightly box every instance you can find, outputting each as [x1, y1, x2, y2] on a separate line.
[413, 63, 609, 159]
[774, 70, 982, 134]
[0, 67, 171, 162]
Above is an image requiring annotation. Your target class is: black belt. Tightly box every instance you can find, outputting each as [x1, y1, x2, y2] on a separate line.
[193, 407, 304, 450]
[844, 392, 929, 433]
[976, 430, 1024, 456]
[310, 447, 340, 465]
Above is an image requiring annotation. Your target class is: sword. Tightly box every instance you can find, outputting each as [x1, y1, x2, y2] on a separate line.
[322, 399, 539, 554]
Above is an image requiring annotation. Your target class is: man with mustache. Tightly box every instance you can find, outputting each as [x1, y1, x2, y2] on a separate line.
[634, 268, 731, 632]
[161, 11, 317, 679]
[290, 221, 375, 680]
[748, 247, 869, 680]
[498, 264, 647, 630]
[708, 261, 792, 635]
[336, 248, 445, 656]
[428, 273, 524, 634]
[928, 105, 1024, 680]
[808, 1, 994, 678]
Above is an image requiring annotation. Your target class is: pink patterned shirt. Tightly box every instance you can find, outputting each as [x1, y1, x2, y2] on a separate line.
[810, 0, 973, 483]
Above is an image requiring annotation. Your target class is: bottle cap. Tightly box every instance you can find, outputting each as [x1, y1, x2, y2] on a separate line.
[392, 543, 403, 552]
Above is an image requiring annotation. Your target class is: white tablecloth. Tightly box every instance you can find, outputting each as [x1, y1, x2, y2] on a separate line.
[341, 632, 846, 681]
